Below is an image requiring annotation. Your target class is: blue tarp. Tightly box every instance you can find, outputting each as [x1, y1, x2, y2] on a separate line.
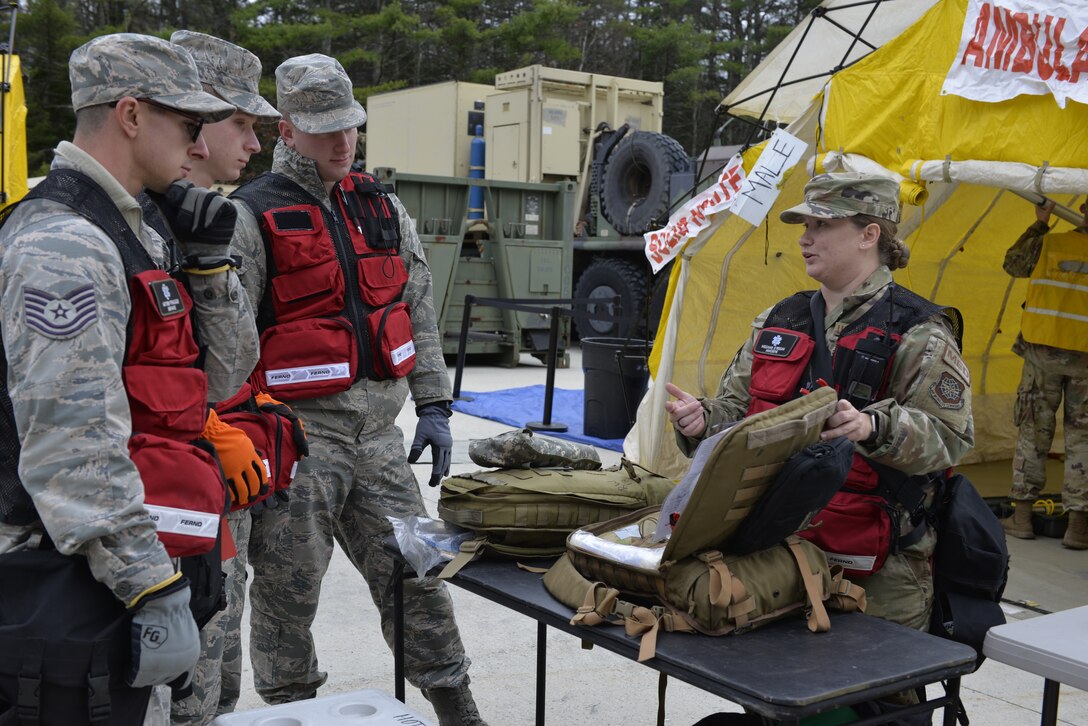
[451, 385, 625, 452]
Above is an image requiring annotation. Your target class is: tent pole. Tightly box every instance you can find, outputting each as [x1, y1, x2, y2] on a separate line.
[1009, 190, 1083, 227]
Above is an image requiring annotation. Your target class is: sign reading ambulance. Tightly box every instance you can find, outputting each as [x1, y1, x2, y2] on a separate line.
[942, 0, 1088, 108]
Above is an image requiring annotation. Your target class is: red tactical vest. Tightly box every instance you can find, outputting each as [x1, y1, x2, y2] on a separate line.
[747, 287, 954, 578]
[232, 172, 416, 402]
[0, 169, 227, 557]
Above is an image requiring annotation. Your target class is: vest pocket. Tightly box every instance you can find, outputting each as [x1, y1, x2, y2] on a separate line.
[124, 365, 208, 440]
[126, 270, 199, 366]
[270, 258, 345, 323]
[748, 327, 814, 403]
[256, 316, 358, 400]
[367, 302, 416, 379]
[262, 205, 335, 272]
[798, 490, 893, 579]
[356, 253, 408, 307]
[129, 433, 227, 558]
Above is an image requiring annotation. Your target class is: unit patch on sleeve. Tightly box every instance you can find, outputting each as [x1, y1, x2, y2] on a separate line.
[754, 329, 801, 358]
[930, 371, 966, 410]
[23, 285, 98, 340]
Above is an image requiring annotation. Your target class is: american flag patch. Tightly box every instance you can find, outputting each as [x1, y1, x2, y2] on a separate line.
[23, 285, 98, 339]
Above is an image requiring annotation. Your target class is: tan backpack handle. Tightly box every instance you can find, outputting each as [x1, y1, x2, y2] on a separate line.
[787, 538, 831, 633]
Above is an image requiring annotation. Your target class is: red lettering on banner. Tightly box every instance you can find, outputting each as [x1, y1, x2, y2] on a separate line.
[959, 2, 1078, 82]
[1038, 15, 1067, 80]
[1072, 26, 1088, 83]
[985, 7, 1018, 70]
[719, 165, 743, 197]
[962, 2, 991, 66]
[1011, 15, 1039, 74]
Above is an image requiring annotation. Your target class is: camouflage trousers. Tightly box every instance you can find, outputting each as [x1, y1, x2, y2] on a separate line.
[247, 409, 471, 704]
[1011, 358, 1088, 511]
[142, 510, 252, 725]
[167, 508, 251, 725]
[860, 512, 936, 632]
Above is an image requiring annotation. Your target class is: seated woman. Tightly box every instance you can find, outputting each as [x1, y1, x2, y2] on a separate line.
[665, 172, 974, 631]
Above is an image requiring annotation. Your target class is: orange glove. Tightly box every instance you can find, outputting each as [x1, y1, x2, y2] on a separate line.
[202, 408, 268, 507]
[254, 392, 309, 458]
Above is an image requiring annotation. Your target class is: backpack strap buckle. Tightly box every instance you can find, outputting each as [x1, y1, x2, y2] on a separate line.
[17, 640, 44, 722]
[87, 640, 112, 723]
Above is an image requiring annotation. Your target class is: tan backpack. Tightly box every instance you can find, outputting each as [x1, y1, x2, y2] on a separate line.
[542, 387, 866, 660]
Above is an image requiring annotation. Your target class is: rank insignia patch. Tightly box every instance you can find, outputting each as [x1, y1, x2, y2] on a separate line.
[24, 285, 97, 339]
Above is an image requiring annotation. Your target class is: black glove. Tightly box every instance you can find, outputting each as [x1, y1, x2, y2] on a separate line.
[250, 489, 290, 515]
[127, 576, 200, 689]
[408, 402, 453, 487]
[158, 180, 238, 263]
[255, 392, 310, 458]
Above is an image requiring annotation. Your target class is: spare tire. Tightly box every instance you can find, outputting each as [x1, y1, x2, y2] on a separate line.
[573, 257, 648, 340]
[600, 131, 691, 236]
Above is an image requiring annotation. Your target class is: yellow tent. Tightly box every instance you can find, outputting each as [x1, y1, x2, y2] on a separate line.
[0, 51, 28, 212]
[629, 0, 1088, 482]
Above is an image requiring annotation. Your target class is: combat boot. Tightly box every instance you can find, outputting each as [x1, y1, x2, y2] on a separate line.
[1001, 499, 1035, 539]
[1062, 510, 1088, 550]
[423, 683, 488, 726]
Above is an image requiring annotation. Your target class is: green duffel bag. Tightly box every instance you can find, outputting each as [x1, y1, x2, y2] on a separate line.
[437, 458, 675, 576]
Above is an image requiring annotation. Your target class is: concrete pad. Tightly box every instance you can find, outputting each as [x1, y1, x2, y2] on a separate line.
[231, 348, 1088, 725]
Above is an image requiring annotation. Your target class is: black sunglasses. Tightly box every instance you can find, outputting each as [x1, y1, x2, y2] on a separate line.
[111, 97, 205, 143]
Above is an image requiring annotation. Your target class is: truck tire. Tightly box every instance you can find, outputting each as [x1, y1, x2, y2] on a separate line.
[600, 131, 691, 235]
[573, 257, 648, 340]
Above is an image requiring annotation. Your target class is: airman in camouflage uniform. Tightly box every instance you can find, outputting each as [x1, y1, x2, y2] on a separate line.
[666, 173, 974, 632]
[157, 31, 281, 726]
[1001, 200, 1088, 549]
[229, 55, 486, 725]
[0, 34, 244, 725]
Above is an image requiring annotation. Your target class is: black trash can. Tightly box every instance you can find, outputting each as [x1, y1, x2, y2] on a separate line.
[581, 337, 650, 439]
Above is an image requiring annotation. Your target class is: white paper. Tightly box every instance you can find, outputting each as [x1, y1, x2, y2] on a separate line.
[731, 129, 808, 227]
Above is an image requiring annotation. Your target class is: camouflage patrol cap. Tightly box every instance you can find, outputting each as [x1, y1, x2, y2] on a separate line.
[780, 172, 902, 225]
[69, 33, 235, 122]
[170, 30, 280, 121]
[276, 54, 367, 134]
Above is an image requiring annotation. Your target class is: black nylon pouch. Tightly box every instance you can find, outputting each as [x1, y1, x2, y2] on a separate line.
[729, 436, 854, 555]
[928, 472, 1010, 671]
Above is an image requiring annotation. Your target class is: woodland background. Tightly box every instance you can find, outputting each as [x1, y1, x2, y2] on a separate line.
[9, 0, 822, 176]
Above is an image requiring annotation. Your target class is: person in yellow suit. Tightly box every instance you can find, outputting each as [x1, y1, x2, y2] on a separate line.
[1002, 199, 1088, 550]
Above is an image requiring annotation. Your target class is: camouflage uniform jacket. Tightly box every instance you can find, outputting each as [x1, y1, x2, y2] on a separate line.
[678, 267, 974, 475]
[1004, 220, 1088, 376]
[233, 140, 451, 426]
[0, 142, 253, 605]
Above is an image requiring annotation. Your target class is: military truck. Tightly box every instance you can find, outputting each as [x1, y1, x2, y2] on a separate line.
[366, 65, 692, 365]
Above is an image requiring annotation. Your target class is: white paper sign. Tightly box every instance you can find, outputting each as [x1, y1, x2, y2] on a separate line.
[643, 155, 746, 273]
[942, 1, 1088, 109]
[731, 129, 807, 227]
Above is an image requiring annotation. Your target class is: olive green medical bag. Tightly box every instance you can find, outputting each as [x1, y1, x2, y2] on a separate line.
[437, 458, 675, 575]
